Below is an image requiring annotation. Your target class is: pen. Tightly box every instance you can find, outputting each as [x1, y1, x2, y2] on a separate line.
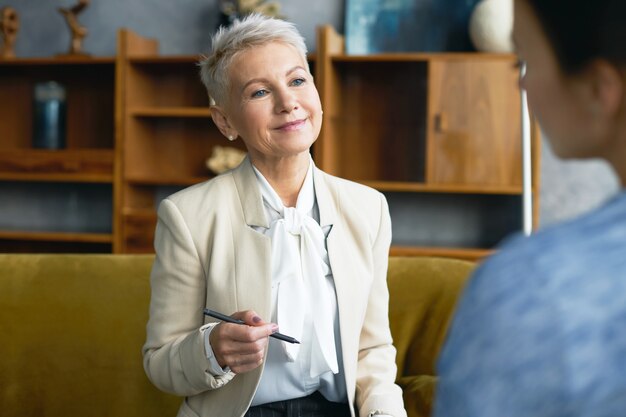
[203, 308, 300, 344]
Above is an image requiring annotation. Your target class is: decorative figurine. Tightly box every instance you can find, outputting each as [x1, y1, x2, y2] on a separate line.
[206, 146, 247, 175]
[219, 0, 282, 27]
[0, 6, 19, 59]
[58, 0, 90, 56]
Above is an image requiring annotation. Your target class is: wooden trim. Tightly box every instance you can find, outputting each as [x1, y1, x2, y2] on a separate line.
[114, 29, 158, 252]
[128, 55, 200, 64]
[130, 107, 211, 118]
[315, 25, 345, 174]
[0, 173, 112, 183]
[362, 181, 523, 195]
[122, 207, 157, 220]
[0, 57, 115, 65]
[0, 149, 114, 182]
[113, 30, 127, 253]
[0, 230, 113, 243]
[390, 246, 494, 261]
[331, 52, 516, 62]
[125, 175, 209, 186]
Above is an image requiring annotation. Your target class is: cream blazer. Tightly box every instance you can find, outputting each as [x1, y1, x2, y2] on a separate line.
[143, 157, 407, 417]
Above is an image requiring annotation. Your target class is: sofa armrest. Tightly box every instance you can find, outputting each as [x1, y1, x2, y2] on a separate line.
[397, 375, 437, 417]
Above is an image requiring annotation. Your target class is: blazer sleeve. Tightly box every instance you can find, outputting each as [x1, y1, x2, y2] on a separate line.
[355, 194, 408, 417]
[142, 198, 235, 396]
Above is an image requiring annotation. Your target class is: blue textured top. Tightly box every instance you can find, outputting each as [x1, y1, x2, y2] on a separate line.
[434, 191, 626, 417]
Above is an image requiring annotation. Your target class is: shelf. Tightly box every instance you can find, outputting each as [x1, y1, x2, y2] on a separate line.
[0, 56, 115, 66]
[122, 207, 157, 221]
[331, 52, 516, 63]
[125, 175, 209, 186]
[127, 55, 200, 64]
[0, 149, 114, 183]
[362, 181, 524, 195]
[0, 173, 113, 183]
[0, 230, 113, 243]
[130, 107, 212, 118]
[127, 54, 316, 65]
[390, 245, 494, 261]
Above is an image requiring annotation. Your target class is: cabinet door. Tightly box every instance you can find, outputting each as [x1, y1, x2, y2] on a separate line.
[426, 59, 522, 188]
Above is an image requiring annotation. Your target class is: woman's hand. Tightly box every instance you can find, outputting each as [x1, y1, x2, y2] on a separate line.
[209, 310, 277, 374]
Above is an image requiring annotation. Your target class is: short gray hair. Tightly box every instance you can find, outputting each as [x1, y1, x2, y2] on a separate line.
[199, 14, 309, 106]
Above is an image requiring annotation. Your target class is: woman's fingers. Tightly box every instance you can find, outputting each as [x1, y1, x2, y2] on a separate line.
[220, 348, 266, 374]
[231, 309, 268, 326]
[208, 309, 278, 373]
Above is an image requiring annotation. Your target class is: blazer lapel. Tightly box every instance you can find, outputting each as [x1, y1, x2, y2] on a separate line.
[314, 168, 359, 402]
[231, 157, 272, 320]
[232, 156, 269, 229]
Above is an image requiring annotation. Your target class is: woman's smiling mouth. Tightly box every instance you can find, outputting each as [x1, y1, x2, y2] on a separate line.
[276, 119, 307, 131]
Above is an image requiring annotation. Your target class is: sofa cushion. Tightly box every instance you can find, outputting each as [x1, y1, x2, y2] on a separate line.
[387, 256, 474, 417]
[0, 254, 180, 417]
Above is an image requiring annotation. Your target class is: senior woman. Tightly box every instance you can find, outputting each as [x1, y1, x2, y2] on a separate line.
[142, 14, 407, 417]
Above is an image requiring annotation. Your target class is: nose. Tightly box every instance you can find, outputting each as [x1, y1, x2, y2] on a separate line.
[274, 87, 298, 113]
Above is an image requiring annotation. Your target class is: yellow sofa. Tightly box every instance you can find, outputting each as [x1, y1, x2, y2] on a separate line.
[0, 254, 473, 417]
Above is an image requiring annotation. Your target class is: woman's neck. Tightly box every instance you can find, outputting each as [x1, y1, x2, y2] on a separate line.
[250, 153, 310, 207]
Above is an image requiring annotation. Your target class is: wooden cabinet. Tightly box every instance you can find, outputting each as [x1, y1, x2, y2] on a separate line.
[315, 26, 540, 260]
[427, 59, 523, 187]
[0, 57, 115, 252]
[0, 27, 539, 259]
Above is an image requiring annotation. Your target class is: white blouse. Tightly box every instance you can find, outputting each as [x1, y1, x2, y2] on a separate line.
[205, 157, 347, 406]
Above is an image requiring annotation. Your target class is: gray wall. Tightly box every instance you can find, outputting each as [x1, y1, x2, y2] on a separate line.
[1, 0, 618, 230]
[0, 0, 344, 56]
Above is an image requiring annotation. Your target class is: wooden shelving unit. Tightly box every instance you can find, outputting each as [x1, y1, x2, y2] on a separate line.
[0, 27, 540, 260]
[315, 26, 541, 260]
[114, 30, 248, 253]
[0, 56, 115, 252]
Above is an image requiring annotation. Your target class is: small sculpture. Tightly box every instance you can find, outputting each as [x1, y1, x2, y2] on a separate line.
[0, 6, 19, 59]
[206, 146, 247, 175]
[58, 0, 90, 56]
[219, 0, 283, 27]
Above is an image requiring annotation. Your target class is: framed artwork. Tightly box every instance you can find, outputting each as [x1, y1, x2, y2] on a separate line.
[345, 0, 481, 54]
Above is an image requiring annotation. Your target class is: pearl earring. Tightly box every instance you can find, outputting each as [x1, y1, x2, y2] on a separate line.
[227, 135, 236, 141]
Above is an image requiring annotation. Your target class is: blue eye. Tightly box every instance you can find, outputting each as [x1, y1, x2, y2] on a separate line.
[252, 89, 268, 98]
[290, 78, 305, 87]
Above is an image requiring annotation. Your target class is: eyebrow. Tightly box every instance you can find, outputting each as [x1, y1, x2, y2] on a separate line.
[241, 66, 308, 92]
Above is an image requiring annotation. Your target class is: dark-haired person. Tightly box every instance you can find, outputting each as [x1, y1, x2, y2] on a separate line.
[434, 0, 626, 416]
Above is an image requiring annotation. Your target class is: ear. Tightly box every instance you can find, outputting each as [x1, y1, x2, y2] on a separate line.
[583, 59, 624, 118]
[210, 105, 238, 140]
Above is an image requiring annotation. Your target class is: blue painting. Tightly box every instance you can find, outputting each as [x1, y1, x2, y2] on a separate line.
[345, 0, 481, 54]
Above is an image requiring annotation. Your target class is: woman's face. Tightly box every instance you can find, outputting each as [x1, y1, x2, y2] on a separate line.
[217, 41, 322, 164]
[513, 0, 603, 159]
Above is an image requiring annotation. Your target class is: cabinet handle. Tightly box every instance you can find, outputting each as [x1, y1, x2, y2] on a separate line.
[434, 113, 448, 133]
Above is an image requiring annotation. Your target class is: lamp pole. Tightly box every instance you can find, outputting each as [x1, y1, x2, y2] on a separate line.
[521, 63, 533, 236]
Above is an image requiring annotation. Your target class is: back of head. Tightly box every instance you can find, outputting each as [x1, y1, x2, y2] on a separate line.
[199, 13, 308, 106]
[523, 0, 626, 73]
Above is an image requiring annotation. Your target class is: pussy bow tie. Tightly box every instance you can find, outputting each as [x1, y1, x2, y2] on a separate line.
[263, 194, 339, 378]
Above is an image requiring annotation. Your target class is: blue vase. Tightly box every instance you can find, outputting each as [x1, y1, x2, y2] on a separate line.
[33, 81, 67, 150]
